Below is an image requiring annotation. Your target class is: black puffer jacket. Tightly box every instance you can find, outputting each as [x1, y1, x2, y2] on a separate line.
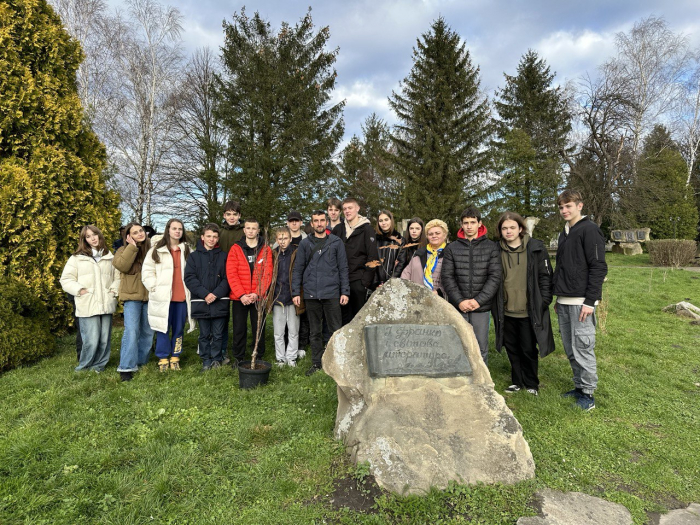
[494, 237, 555, 357]
[184, 243, 230, 319]
[393, 238, 422, 277]
[441, 227, 501, 313]
[552, 216, 608, 307]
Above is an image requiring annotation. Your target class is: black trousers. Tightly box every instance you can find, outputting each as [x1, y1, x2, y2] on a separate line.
[306, 298, 342, 367]
[231, 301, 266, 362]
[503, 315, 539, 390]
[341, 279, 367, 326]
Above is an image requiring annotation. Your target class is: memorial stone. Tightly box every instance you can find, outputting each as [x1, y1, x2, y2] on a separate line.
[610, 228, 650, 256]
[322, 278, 535, 495]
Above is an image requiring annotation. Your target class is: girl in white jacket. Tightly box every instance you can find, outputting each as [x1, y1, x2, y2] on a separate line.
[142, 218, 193, 371]
[60, 225, 119, 372]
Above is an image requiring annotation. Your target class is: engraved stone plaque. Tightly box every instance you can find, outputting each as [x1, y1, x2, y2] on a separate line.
[364, 324, 472, 377]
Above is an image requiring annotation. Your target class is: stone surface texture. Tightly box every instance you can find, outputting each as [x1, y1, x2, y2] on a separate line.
[322, 278, 535, 495]
[516, 489, 633, 525]
[612, 242, 643, 256]
[663, 301, 700, 321]
[657, 503, 700, 525]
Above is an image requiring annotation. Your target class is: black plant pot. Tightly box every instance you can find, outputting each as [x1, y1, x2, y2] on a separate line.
[237, 360, 272, 389]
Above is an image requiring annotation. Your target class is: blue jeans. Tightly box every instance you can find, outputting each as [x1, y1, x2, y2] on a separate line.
[155, 302, 187, 359]
[118, 301, 154, 372]
[198, 317, 226, 366]
[76, 314, 113, 372]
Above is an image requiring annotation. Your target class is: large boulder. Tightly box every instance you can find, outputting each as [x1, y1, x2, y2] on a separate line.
[517, 489, 633, 525]
[322, 278, 535, 495]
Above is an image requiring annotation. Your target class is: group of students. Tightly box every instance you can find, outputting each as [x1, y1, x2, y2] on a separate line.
[59, 190, 607, 410]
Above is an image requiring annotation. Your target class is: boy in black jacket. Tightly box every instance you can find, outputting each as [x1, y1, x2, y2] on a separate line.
[184, 224, 230, 371]
[552, 190, 608, 411]
[331, 198, 379, 325]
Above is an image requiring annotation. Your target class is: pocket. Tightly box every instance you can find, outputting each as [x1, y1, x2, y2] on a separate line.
[574, 326, 595, 350]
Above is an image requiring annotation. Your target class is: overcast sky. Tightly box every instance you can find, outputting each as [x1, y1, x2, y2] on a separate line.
[109, 0, 700, 145]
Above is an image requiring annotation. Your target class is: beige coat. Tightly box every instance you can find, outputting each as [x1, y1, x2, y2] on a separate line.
[60, 252, 120, 317]
[141, 243, 194, 334]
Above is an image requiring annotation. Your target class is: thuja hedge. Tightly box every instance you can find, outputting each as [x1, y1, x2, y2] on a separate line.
[0, 276, 55, 372]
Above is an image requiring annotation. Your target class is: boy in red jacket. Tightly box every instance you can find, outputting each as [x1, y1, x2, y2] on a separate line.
[226, 218, 273, 364]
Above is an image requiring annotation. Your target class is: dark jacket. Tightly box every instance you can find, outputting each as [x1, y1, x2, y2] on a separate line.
[184, 243, 230, 319]
[494, 237, 555, 357]
[331, 219, 379, 289]
[219, 221, 245, 256]
[292, 234, 350, 300]
[267, 245, 305, 315]
[375, 230, 402, 286]
[552, 216, 608, 307]
[393, 238, 423, 277]
[441, 225, 501, 312]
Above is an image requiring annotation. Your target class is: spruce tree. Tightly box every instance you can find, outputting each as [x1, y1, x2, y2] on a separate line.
[389, 18, 490, 231]
[0, 0, 120, 332]
[216, 8, 344, 230]
[491, 50, 571, 239]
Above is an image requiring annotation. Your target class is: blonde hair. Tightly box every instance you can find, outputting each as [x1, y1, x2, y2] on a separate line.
[425, 219, 448, 236]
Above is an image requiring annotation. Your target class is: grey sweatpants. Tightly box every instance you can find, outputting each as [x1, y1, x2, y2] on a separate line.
[557, 303, 598, 394]
[461, 311, 491, 366]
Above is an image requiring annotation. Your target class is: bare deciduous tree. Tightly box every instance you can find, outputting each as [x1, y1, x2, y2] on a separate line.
[675, 50, 700, 188]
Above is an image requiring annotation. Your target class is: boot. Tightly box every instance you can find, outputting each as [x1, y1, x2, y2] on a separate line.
[158, 358, 170, 372]
[169, 356, 181, 371]
[120, 371, 133, 382]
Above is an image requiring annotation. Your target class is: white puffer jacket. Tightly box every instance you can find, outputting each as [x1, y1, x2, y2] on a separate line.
[141, 243, 194, 334]
[60, 252, 120, 317]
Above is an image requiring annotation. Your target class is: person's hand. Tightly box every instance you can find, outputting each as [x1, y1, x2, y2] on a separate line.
[458, 299, 470, 313]
[250, 293, 258, 303]
[293, 296, 301, 306]
[340, 295, 349, 305]
[126, 234, 136, 246]
[79, 288, 88, 296]
[466, 299, 480, 311]
[205, 293, 217, 304]
[240, 294, 251, 305]
[579, 305, 594, 322]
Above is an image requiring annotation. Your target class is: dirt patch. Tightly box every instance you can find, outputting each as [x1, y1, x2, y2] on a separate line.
[329, 472, 385, 514]
[647, 495, 689, 524]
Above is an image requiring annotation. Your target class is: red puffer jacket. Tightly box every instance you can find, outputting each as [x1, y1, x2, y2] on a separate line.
[226, 237, 273, 300]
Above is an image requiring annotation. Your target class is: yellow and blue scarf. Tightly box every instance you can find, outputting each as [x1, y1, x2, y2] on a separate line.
[423, 242, 446, 290]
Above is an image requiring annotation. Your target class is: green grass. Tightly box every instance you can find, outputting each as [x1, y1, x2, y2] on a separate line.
[1, 266, 700, 524]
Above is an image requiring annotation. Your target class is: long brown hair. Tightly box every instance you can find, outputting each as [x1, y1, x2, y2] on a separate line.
[374, 209, 397, 236]
[122, 222, 151, 274]
[403, 217, 427, 248]
[152, 218, 190, 263]
[497, 211, 527, 239]
[74, 225, 108, 257]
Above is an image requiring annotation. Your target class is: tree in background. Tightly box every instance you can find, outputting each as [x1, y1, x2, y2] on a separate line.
[490, 50, 571, 239]
[337, 114, 402, 219]
[216, 8, 345, 231]
[389, 18, 490, 232]
[0, 0, 120, 331]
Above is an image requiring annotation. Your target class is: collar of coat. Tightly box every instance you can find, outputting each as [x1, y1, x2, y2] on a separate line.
[344, 215, 371, 238]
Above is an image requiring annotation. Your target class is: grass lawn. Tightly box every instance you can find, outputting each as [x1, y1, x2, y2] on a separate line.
[1, 264, 699, 524]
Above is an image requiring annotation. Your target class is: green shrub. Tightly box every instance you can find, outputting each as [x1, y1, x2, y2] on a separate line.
[0, 276, 55, 372]
[647, 239, 698, 267]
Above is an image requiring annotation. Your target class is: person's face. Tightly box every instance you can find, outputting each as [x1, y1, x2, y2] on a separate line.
[408, 223, 422, 241]
[85, 229, 101, 248]
[312, 214, 327, 234]
[378, 214, 392, 233]
[342, 202, 359, 222]
[461, 217, 481, 240]
[287, 219, 301, 234]
[244, 222, 259, 239]
[129, 225, 146, 243]
[201, 230, 219, 250]
[559, 201, 583, 222]
[276, 233, 291, 250]
[327, 206, 340, 221]
[427, 227, 446, 248]
[169, 222, 184, 242]
[500, 220, 522, 243]
[223, 210, 240, 226]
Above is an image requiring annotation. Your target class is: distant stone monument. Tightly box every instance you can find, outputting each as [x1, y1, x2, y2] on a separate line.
[610, 228, 650, 256]
[322, 279, 535, 495]
[524, 217, 540, 237]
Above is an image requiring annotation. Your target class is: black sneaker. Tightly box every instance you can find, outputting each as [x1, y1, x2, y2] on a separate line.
[120, 371, 133, 382]
[561, 388, 583, 399]
[504, 385, 521, 394]
[305, 364, 322, 376]
[575, 394, 595, 411]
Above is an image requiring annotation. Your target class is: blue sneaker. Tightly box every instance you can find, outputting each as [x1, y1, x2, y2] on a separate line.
[575, 394, 595, 411]
[561, 388, 582, 399]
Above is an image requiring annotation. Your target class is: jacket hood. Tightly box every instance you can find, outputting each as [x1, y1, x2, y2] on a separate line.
[221, 221, 244, 231]
[344, 215, 371, 238]
[457, 223, 488, 240]
[499, 234, 529, 253]
[236, 235, 266, 251]
[195, 238, 221, 254]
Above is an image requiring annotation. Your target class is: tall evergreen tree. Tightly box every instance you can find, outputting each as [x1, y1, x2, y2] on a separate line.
[215, 8, 344, 230]
[389, 18, 490, 231]
[0, 0, 120, 331]
[490, 50, 571, 239]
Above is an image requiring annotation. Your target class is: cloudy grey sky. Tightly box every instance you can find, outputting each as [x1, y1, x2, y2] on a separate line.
[111, 0, 700, 144]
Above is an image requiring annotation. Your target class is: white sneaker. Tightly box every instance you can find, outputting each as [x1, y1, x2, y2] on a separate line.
[287, 360, 296, 368]
[504, 385, 521, 394]
[298, 350, 306, 359]
[526, 389, 538, 396]
[276, 360, 286, 368]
